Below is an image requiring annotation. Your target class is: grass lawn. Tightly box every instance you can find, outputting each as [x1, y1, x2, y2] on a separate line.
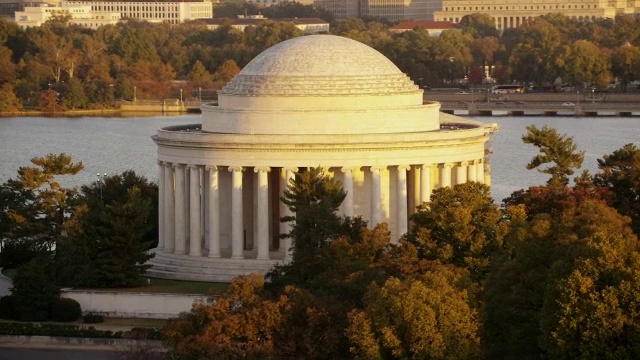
[2, 268, 228, 295]
[87, 277, 229, 295]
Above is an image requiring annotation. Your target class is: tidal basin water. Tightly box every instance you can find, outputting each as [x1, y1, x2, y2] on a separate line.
[0, 114, 638, 204]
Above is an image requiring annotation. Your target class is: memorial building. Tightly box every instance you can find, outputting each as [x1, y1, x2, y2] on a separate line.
[149, 35, 498, 281]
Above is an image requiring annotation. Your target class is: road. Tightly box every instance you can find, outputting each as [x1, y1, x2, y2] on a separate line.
[0, 347, 123, 360]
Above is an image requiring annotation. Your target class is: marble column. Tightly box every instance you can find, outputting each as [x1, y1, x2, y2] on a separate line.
[421, 164, 432, 204]
[229, 166, 244, 259]
[284, 168, 296, 260]
[476, 160, 484, 184]
[173, 164, 187, 254]
[157, 161, 165, 251]
[370, 166, 382, 226]
[163, 163, 175, 253]
[396, 165, 409, 241]
[188, 165, 202, 257]
[341, 167, 354, 217]
[255, 167, 270, 260]
[279, 168, 288, 252]
[206, 166, 221, 258]
[456, 161, 468, 185]
[467, 161, 477, 182]
[440, 163, 452, 188]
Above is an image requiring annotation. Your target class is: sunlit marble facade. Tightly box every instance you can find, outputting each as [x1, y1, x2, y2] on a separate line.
[149, 35, 498, 281]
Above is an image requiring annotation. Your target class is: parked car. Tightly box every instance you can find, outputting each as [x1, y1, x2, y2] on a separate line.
[562, 102, 575, 107]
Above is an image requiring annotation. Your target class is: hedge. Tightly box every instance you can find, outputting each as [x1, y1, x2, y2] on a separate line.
[0, 322, 161, 340]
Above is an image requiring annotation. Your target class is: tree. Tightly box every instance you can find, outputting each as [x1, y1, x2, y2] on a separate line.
[0, 83, 22, 112]
[539, 233, 640, 359]
[3, 153, 83, 250]
[509, 17, 565, 86]
[163, 274, 285, 359]
[57, 171, 158, 287]
[460, 13, 499, 38]
[594, 143, 640, 236]
[484, 194, 637, 360]
[347, 270, 481, 360]
[406, 182, 509, 281]
[521, 125, 585, 188]
[611, 45, 640, 92]
[564, 40, 612, 88]
[11, 256, 60, 321]
[211, 59, 240, 86]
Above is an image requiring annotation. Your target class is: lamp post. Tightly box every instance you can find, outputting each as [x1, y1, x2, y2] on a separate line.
[592, 87, 595, 104]
[96, 173, 106, 202]
[198, 87, 202, 101]
[180, 88, 183, 103]
[133, 86, 137, 102]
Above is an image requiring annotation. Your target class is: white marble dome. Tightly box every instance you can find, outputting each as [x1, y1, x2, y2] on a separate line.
[203, 34, 440, 135]
[219, 35, 418, 97]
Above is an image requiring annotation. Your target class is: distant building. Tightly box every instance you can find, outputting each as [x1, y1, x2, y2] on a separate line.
[14, 3, 119, 29]
[202, 14, 330, 33]
[309, 0, 442, 21]
[389, 20, 460, 35]
[434, 0, 640, 30]
[64, 0, 213, 24]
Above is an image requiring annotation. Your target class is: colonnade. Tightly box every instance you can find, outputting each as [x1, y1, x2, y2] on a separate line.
[156, 160, 486, 259]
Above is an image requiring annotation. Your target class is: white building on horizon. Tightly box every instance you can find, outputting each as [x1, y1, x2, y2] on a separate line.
[14, 3, 119, 28]
[64, 0, 212, 24]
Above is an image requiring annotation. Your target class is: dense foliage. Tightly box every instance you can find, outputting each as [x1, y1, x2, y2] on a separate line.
[0, 154, 158, 289]
[1, 10, 639, 111]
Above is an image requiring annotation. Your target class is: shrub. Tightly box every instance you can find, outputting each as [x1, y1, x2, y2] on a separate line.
[11, 256, 59, 321]
[51, 298, 82, 322]
[83, 313, 105, 324]
[0, 295, 16, 320]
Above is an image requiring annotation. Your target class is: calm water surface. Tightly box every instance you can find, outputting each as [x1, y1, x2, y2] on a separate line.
[1, 114, 638, 204]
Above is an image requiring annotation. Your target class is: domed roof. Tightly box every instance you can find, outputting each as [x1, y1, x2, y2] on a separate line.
[219, 35, 420, 97]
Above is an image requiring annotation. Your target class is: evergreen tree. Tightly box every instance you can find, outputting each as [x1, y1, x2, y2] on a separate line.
[522, 125, 585, 188]
[266, 167, 346, 291]
[3, 153, 83, 250]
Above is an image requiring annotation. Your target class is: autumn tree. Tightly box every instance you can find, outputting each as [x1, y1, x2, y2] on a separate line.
[347, 269, 481, 360]
[0, 83, 22, 112]
[521, 125, 585, 189]
[406, 181, 509, 281]
[484, 191, 638, 359]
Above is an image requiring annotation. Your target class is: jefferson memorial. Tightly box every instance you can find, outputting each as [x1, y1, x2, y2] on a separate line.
[149, 35, 498, 281]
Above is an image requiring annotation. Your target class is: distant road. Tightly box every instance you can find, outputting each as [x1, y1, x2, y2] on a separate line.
[0, 347, 122, 360]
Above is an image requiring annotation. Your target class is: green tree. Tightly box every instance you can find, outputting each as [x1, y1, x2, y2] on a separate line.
[509, 17, 565, 86]
[11, 256, 60, 321]
[460, 13, 499, 38]
[57, 171, 158, 287]
[4, 153, 83, 250]
[59, 77, 89, 109]
[522, 125, 585, 188]
[594, 143, 640, 235]
[611, 45, 640, 92]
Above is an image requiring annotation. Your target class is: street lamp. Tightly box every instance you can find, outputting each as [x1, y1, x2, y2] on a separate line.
[180, 88, 183, 103]
[592, 87, 595, 104]
[133, 86, 137, 103]
[198, 87, 202, 101]
[96, 173, 106, 202]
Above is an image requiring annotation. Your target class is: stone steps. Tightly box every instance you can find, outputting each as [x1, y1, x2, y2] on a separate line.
[146, 249, 285, 282]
